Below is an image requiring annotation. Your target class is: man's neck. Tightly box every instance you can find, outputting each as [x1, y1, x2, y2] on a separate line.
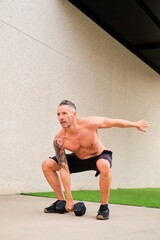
[64, 120, 80, 135]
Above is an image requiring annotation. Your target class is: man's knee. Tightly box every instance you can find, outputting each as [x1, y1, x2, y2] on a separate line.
[42, 159, 49, 172]
[42, 158, 60, 173]
[97, 159, 111, 175]
[42, 159, 53, 172]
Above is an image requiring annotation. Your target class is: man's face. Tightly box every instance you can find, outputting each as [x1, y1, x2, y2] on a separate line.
[57, 105, 76, 128]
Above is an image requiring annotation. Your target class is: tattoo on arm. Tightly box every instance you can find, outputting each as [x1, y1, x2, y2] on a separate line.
[53, 139, 67, 169]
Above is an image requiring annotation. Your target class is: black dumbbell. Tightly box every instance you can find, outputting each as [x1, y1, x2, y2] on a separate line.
[56, 200, 67, 214]
[73, 202, 86, 216]
[56, 200, 86, 216]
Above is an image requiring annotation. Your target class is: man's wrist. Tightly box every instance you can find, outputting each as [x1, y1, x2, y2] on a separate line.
[135, 122, 139, 128]
[65, 193, 73, 201]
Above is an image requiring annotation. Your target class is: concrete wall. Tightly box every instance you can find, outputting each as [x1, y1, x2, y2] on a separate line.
[0, 0, 160, 194]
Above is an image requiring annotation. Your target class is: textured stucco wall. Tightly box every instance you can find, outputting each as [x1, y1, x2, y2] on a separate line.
[0, 0, 160, 194]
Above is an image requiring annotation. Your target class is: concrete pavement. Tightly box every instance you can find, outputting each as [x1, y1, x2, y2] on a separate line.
[0, 195, 159, 240]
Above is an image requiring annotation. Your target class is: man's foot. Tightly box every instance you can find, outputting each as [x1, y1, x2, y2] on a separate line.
[44, 200, 66, 213]
[96, 204, 109, 220]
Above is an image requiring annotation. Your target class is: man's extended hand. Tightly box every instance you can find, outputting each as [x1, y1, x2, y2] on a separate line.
[136, 119, 150, 132]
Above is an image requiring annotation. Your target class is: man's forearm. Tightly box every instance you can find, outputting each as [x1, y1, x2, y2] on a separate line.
[59, 168, 73, 200]
[113, 119, 149, 132]
[113, 119, 137, 128]
[53, 138, 73, 200]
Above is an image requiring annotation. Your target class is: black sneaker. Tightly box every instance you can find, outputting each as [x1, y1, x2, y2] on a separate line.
[44, 200, 66, 213]
[96, 204, 110, 220]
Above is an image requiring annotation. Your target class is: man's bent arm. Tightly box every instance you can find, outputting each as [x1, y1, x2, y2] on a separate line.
[53, 139, 67, 169]
[53, 138, 73, 207]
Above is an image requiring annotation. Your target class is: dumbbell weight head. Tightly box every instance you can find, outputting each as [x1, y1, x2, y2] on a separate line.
[56, 200, 67, 214]
[74, 202, 86, 216]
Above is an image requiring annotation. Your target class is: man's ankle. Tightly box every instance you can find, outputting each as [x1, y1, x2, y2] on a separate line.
[99, 204, 109, 211]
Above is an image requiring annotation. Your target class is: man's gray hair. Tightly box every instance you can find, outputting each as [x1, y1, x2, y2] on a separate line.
[59, 100, 76, 111]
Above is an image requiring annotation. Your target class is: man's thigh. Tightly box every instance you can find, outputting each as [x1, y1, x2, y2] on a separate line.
[45, 158, 60, 171]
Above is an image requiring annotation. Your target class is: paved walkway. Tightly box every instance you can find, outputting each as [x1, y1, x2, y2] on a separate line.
[0, 195, 159, 240]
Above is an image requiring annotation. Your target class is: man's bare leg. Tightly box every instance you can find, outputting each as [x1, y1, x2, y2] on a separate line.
[42, 159, 64, 200]
[96, 159, 112, 204]
[96, 159, 112, 220]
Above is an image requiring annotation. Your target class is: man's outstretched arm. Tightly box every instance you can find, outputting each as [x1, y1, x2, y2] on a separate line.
[88, 116, 150, 132]
[105, 118, 150, 132]
[53, 137, 74, 211]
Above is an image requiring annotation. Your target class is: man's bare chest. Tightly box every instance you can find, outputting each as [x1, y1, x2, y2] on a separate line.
[63, 130, 98, 152]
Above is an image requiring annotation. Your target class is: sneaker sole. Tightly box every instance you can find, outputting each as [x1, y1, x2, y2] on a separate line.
[44, 208, 68, 214]
[44, 209, 59, 213]
[96, 214, 109, 220]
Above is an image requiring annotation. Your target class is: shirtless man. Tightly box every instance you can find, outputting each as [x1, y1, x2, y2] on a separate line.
[42, 100, 149, 220]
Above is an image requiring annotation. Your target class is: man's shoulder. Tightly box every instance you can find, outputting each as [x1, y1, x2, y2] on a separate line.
[55, 129, 65, 137]
[77, 116, 101, 128]
[78, 116, 101, 122]
[77, 116, 92, 124]
[78, 116, 97, 121]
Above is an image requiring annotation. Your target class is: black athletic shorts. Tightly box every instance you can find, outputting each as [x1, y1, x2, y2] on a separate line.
[50, 150, 112, 177]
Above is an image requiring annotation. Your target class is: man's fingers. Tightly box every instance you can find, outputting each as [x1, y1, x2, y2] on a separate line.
[65, 201, 74, 212]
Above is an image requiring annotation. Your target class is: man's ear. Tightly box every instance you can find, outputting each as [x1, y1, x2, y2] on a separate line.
[73, 111, 76, 117]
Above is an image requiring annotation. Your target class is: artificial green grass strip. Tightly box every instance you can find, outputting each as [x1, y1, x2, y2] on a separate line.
[22, 188, 160, 208]
[109, 188, 160, 208]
